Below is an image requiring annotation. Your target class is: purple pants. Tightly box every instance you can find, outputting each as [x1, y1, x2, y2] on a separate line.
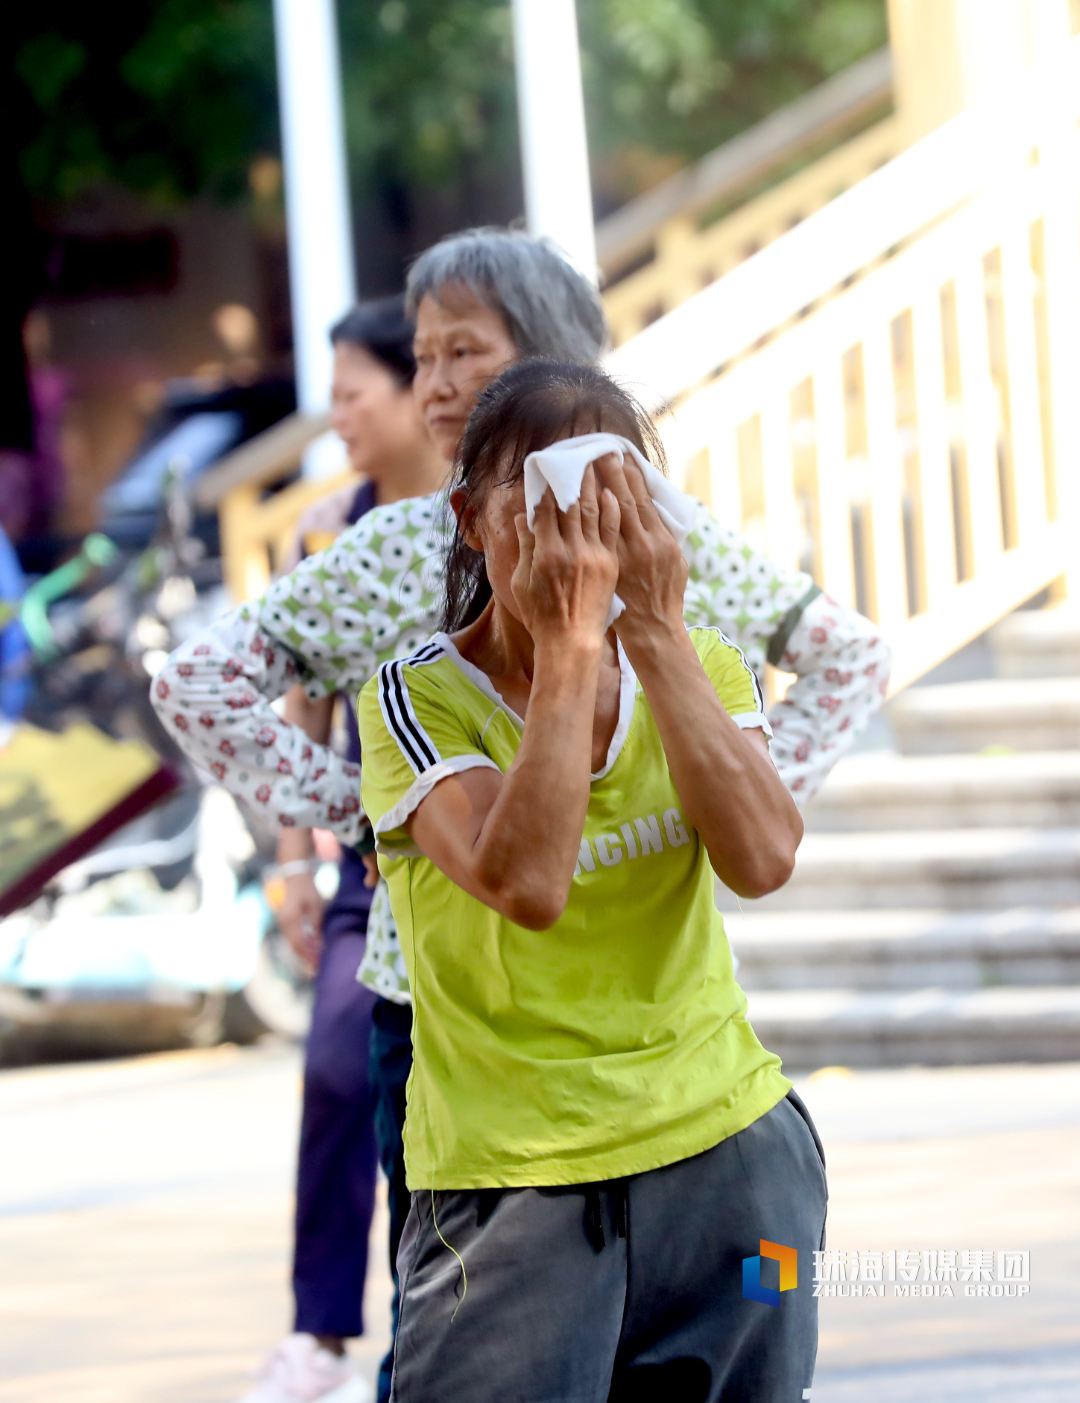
[292, 931, 379, 1338]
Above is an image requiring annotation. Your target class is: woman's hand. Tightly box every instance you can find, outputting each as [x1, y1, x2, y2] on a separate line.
[593, 451, 688, 655]
[278, 872, 324, 969]
[510, 465, 620, 652]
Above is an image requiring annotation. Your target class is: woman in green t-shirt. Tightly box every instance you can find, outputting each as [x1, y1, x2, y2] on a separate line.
[359, 360, 827, 1402]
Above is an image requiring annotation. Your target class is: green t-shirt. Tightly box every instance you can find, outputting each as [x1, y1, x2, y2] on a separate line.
[358, 627, 790, 1189]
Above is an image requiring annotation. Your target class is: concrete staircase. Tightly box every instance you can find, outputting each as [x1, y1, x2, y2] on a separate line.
[726, 607, 1080, 1068]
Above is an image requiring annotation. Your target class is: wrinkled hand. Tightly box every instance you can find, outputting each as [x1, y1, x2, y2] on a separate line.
[510, 465, 620, 649]
[593, 451, 687, 649]
[278, 872, 324, 969]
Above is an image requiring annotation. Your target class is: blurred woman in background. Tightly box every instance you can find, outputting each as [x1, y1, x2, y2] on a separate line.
[242, 297, 444, 1403]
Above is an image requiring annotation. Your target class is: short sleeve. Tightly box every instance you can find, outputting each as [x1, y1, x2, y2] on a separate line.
[358, 659, 500, 857]
[690, 627, 772, 737]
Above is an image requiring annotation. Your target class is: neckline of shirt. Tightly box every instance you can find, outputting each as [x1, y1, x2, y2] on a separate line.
[429, 630, 637, 781]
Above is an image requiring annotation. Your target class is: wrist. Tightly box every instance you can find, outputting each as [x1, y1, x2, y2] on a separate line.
[532, 637, 604, 690]
[273, 858, 321, 881]
[618, 620, 694, 674]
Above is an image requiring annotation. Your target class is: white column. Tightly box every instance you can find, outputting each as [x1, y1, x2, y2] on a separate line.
[511, 0, 598, 282]
[272, 0, 355, 473]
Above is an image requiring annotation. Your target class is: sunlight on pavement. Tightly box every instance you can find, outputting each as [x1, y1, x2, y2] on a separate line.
[2, 1048, 1078, 1402]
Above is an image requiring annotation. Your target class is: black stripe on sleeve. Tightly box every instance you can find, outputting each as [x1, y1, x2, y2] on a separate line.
[378, 663, 427, 774]
[378, 649, 443, 774]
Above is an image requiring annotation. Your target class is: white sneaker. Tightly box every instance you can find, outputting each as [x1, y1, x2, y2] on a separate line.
[237, 1334, 373, 1403]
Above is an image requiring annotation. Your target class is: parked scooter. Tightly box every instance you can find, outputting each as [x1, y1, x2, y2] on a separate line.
[0, 476, 312, 1063]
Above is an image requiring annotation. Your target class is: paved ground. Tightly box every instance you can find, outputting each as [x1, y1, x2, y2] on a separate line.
[805, 1063, 1080, 1400]
[2, 1045, 1078, 1402]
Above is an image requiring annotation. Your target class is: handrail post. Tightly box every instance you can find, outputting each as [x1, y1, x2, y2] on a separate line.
[220, 484, 264, 605]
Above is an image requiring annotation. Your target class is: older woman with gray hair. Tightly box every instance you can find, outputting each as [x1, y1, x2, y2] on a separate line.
[154, 225, 889, 1401]
[155, 229, 885, 823]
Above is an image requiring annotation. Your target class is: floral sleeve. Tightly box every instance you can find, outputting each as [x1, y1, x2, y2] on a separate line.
[767, 592, 892, 803]
[151, 494, 450, 844]
[680, 503, 815, 676]
[256, 494, 451, 700]
[151, 603, 370, 846]
[678, 501, 891, 806]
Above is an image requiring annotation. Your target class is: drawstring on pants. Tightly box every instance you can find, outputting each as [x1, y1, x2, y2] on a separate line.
[583, 1181, 628, 1253]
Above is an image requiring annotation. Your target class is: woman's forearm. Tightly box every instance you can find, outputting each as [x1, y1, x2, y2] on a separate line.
[410, 641, 601, 929]
[630, 631, 802, 898]
[768, 594, 892, 803]
[275, 688, 335, 865]
[278, 827, 317, 862]
[151, 606, 367, 845]
[469, 642, 600, 926]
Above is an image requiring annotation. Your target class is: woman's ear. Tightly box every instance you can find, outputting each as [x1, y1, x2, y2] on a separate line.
[450, 487, 484, 552]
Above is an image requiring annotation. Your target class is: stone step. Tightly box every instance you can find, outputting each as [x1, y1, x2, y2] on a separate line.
[727, 906, 1080, 989]
[990, 606, 1080, 679]
[715, 827, 1080, 911]
[887, 677, 1080, 754]
[744, 985, 1080, 1068]
[804, 750, 1080, 831]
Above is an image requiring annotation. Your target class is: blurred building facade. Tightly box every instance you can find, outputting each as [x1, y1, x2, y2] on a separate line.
[28, 184, 290, 540]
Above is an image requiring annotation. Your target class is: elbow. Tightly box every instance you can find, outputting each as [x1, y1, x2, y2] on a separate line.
[728, 853, 796, 900]
[722, 831, 801, 900]
[481, 871, 567, 930]
[472, 850, 569, 928]
[501, 889, 567, 931]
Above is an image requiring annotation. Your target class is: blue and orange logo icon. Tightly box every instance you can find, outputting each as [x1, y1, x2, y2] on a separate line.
[743, 1239, 797, 1306]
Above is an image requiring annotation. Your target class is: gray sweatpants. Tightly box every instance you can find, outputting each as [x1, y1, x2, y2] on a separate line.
[391, 1091, 827, 1402]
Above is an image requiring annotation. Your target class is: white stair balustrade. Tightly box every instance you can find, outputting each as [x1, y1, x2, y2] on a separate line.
[606, 38, 1080, 694]
[728, 608, 1080, 1067]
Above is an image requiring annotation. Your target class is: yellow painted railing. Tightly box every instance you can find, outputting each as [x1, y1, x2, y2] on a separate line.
[604, 114, 902, 347]
[608, 39, 1080, 694]
[194, 413, 350, 602]
[597, 48, 897, 346]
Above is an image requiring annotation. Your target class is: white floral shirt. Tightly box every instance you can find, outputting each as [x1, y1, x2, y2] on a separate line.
[153, 491, 890, 1000]
[360, 880, 412, 1003]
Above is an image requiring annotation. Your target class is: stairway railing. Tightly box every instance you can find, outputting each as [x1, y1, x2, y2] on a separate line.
[598, 46, 898, 347]
[608, 39, 1080, 694]
[603, 115, 901, 348]
[194, 412, 348, 602]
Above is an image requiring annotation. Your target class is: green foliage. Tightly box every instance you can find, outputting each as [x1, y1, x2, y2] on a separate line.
[336, 0, 887, 204]
[12, 2, 277, 204]
[337, 0, 519, 188]
[15, 32, 88, 110]
[11, 0, 887, 208]
[580, 0, 889, 200]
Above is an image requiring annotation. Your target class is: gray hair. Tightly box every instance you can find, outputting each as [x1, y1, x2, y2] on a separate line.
[405, 227, 608, 365]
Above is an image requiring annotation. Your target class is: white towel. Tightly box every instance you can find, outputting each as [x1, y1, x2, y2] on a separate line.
[522, 432, 697, 625]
